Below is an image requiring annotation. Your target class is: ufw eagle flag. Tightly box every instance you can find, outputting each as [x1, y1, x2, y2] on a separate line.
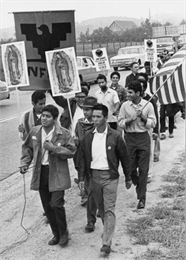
[150, 45, 186, 104]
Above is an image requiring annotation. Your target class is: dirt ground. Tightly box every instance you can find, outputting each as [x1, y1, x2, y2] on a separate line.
[0, 114, 185, 260]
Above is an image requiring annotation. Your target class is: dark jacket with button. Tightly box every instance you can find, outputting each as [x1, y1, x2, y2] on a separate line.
[78, 125, 131, 182]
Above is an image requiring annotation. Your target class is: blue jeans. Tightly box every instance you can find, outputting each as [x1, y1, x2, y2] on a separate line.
[90, 170, 119, 246]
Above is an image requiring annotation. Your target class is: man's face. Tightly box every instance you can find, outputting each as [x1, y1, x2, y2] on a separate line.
[41, 111, 55, 128]
[97, 79, 107, 90]
[127, 89, 139, 102]
[75, 92, 87, 107]
[131, 64, 139, 74]
[92, 110, 107, 128]
[33, 98, 46, 113]
[83, 108, 93, 120]
[111, 75, 119, 85]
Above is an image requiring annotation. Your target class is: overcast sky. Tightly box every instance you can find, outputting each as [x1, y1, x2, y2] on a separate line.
[0, 0, 185, 29]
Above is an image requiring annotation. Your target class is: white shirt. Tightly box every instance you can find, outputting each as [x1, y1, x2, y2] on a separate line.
[69, 105, 84, 137]
[41, 126, 55, 165]
[95, 88, 120, 122]
[90, 127, 109, 170]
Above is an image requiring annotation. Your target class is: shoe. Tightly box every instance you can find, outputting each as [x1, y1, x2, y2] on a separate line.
[96, 211, 101, 218]
[59, 230, 69, 247]
[137, 199, 145, 209]
[100, 245, 111, 254]
[160, 133, 166, 140]
[154, 158, 159, 162]
[169, 133, 174, 138]
[74, 178, 79, 184]
[173, 124, 177, 129]
[85, 223, 95, 232]
[48, 236, 59, 245]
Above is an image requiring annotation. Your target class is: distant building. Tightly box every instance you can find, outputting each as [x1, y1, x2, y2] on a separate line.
[109, 20, 137, 34]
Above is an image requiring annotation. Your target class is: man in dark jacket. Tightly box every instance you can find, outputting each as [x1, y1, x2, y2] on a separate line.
[125, 61, 139, 88]
[78, 104, 132, 255]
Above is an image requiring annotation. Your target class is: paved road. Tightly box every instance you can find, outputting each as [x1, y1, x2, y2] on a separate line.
[0, 69, 130, 181]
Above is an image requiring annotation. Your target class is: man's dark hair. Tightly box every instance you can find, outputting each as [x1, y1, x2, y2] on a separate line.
[110, 71, 121, 80]
[81, 86, 89, 96]
[42, 104, 59, 119]
[31, 90, 46, 104]
[93, 103, 108, 117]
[130, 61, 139, 68]
[127, 80, 143, 95]
[81, 81, 90, 91]
[96, 74, 107, 82]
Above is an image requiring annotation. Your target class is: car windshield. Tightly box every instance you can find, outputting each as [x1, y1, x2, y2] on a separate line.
[156, 37, 174, 43]
[118, 48, 140, 55]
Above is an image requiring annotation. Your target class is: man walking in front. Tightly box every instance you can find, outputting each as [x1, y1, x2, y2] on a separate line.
[125, 61, 139, 88]
[20, 104, 76, 246]
[79, 104, 132, 254]
[118, 81, 156, 209]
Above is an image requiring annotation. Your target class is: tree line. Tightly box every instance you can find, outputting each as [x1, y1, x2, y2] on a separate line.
[78, 19, 186, 44]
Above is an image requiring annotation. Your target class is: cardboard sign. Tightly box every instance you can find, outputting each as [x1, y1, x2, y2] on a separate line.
[92, 48, 110, 71]
[1, 41, 29, 88]
[144, 39, 157, 62]
[46, 47, 81, 97]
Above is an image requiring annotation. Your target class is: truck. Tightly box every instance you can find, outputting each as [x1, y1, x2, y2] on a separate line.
[152, 25, 186, 56]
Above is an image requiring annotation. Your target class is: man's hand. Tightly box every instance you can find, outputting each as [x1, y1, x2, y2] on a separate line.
[152, 133, 158, 140]
[136, 110, 147, 123]
[78, 181, 84, 191]
[125, 180, 132, 189]
[18, 124, 25, 133]
[125, 114, 137, 126]
[20, 165, 28, 174]
[44, 140, 54, 151]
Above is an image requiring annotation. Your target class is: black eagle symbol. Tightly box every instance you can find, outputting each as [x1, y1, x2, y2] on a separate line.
[21, 23, 72, 62]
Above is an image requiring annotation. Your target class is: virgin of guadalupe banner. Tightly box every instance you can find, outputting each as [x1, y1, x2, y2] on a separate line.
[1, 41, 29, 87]
[14, 10, 76, 91]
[46, 47, 81, 96]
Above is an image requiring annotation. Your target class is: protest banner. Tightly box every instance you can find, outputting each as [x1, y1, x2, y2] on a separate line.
[1, 41, 29, 88]
[144, 39, 157, 62]
[45, 47, 81, 97]
[92, 48, 110, 72]
[14, 10, 76, 91]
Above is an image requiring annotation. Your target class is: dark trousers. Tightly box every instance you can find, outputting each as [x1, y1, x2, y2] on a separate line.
[160, 105, 174, 134]
[39, 165, 67, 237]
[125, 132, 150, 200]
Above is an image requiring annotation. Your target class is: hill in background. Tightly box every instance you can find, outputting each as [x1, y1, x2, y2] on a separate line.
[0, 16, 142, 40]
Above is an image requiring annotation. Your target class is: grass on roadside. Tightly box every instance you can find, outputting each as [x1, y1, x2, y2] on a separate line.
[126, 164, 185, 260]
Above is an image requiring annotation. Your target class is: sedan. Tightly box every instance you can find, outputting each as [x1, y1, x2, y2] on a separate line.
[110, 45, 146, 71]
[77, 56, 107, 83]
[0, 81, 10, 101]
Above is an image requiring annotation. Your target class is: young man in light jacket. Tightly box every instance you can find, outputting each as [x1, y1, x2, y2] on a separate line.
[20, 104, 76, 247]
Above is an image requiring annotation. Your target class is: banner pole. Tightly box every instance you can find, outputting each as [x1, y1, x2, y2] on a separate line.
[66, 97, 74, 135]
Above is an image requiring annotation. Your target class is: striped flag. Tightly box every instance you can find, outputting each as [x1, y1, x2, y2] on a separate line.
[149, 45, 186, 104]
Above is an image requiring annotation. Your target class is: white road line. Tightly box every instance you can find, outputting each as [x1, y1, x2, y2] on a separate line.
[0, 114, 19, 123]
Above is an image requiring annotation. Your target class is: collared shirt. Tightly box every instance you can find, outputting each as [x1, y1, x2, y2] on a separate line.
[90, 126, 109, 170]
[95, 88, 120, 122]
[41, 126, 55, 165]
[118, 99, 156, 132]
[69, 104, 84, 137]
[33, 110, 42, 126]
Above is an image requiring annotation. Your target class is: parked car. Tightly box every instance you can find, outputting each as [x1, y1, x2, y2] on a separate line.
[0, 81, 10, 101]
[110, 45, 146, 71]
[77, 56, 107, 83]
[155, 35, 181, 56]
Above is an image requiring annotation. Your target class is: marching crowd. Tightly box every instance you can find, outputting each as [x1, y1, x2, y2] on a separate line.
[18, 50, 185, 255]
